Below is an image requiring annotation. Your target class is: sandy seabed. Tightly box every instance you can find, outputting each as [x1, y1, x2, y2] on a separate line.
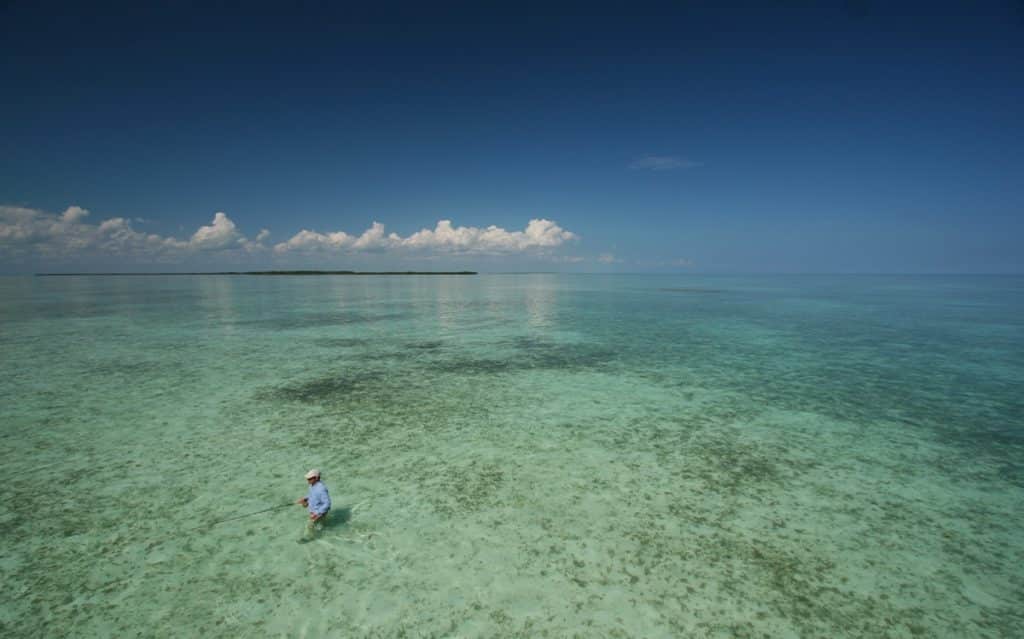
[2, 274, 1022, 637]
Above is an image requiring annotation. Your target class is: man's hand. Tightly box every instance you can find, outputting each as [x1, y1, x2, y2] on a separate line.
[309, 512, 320, 521]
[297, 497, 308, 506]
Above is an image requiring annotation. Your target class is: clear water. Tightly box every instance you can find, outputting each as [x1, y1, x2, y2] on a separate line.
[2, 274, 1022, 637]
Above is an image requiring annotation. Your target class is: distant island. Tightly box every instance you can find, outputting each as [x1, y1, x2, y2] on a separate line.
[35, 270, 478, 276]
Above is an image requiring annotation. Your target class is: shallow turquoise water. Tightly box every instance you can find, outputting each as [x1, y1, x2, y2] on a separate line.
[1, 274, 1022, 637]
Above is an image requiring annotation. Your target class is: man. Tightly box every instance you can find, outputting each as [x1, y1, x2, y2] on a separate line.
[297, 469, 331, 539]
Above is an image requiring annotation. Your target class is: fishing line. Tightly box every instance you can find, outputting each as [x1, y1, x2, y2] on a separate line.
[186, 502, 294, 531]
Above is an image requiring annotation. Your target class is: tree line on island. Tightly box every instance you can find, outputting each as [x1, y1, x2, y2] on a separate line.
[36, 270, 478, 276]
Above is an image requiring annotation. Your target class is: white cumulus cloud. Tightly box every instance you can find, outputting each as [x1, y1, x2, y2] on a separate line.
[273, 229, 355, 253]
[189, 212, 243, 250]
[274, 219, 577, 255]
[61, 206, 89, 223]
[0, 205, 265, 260]
[1, 205, 580, 267]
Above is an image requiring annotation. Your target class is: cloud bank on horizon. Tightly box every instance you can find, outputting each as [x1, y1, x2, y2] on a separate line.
[274, 218, 575, 255]
[0, 204, 579, 267]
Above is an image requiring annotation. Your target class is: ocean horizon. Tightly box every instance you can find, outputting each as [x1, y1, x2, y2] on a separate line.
[2, 273, 1022, 637]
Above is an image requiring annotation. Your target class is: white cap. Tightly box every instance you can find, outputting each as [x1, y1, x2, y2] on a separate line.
[305, 469, 320, 480]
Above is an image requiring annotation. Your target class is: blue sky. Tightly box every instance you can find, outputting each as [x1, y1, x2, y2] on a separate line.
[1, 2, 1022, 273]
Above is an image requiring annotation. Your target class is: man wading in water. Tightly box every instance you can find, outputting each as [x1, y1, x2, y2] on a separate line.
[297, 469, 331, 540]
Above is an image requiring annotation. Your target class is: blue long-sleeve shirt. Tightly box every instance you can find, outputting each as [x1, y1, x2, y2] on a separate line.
[307, 481, 331, 516]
